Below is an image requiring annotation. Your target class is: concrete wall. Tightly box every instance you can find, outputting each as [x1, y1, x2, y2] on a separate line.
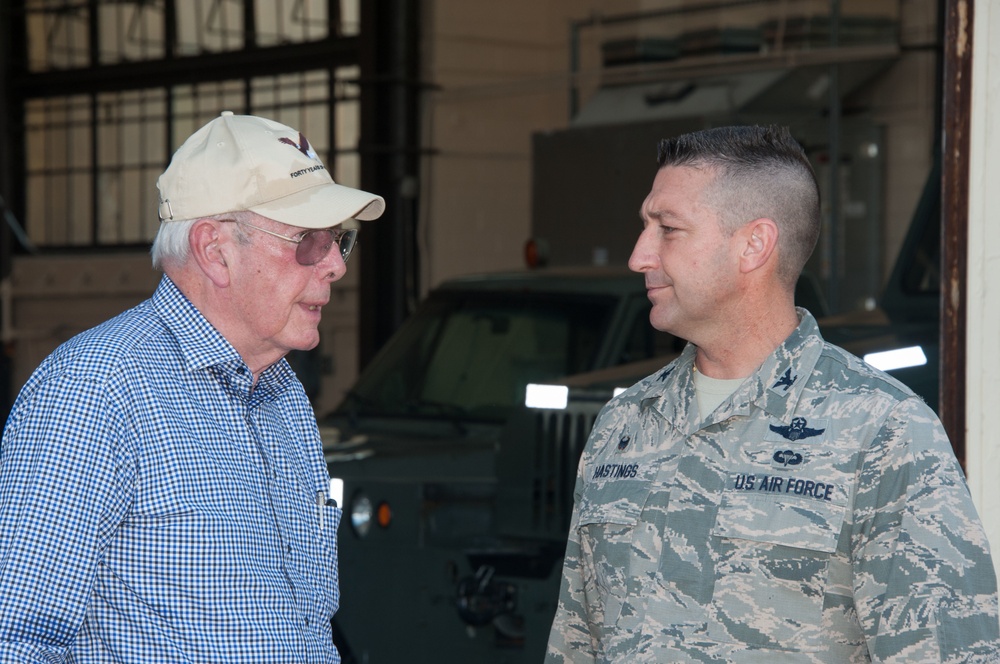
[418, 0, 591, 290]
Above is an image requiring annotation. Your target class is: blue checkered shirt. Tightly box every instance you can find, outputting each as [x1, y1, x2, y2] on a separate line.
[1, 276, 342, 663]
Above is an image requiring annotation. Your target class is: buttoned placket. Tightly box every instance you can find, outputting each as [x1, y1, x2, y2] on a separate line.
[236, 364, 322, 649]
[218, 364, 303, 605]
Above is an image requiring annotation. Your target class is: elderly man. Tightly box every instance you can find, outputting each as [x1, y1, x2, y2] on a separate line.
[0, 112, 383, 662]
[546, 125, 999, 662]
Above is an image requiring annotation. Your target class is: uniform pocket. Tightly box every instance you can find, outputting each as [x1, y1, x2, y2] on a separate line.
[576, 478, 650, 629]
[713, 490, 845, 552]
[706, 490, 847, 652]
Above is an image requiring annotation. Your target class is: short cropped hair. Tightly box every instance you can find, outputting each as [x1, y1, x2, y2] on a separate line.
[656, 125, 820, 284]
[150, 210, 253, 270]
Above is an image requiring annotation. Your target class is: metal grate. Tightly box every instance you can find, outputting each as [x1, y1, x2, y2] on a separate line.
[497, 398, 602, 541]
[532, 406, 598, 535]
[23, 0, 359, 71]
[12, 0, 362, 249]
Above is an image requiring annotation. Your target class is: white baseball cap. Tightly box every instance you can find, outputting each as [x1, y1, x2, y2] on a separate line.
[156, 111, 385, 229]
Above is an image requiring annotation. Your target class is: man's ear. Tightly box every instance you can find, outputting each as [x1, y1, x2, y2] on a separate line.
[739, 218, 779, 274]
[189, 219, 231, 288]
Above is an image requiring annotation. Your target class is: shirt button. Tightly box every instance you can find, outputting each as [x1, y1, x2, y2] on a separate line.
[237, 366, 246, 375]
[287, 544, 292, 553]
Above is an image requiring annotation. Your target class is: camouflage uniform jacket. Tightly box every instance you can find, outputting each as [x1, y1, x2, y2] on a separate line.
[546, 310, 1000, 663]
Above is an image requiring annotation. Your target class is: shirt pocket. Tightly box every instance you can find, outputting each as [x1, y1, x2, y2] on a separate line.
[706, 490, 847, 652]
[319, 504, 342, 615]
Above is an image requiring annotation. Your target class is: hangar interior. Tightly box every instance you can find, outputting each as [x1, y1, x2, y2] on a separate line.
[1, 0, 940, 419]
[2, 3, 976, 663]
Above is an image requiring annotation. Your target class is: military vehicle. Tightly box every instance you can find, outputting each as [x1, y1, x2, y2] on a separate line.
[320, 267, 681, 662]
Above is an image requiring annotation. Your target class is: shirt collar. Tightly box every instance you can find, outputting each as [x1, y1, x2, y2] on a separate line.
[150, 276, 298, 395]
[152, 275, 241, 373]
[752, 308, 825, 420]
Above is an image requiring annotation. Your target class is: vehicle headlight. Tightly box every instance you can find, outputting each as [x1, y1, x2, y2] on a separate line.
[350, 494, 373, 538]
[525, 383, 568, 409]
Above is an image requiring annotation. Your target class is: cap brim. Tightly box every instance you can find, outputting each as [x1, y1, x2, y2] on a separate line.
[248, 181, 385, 229]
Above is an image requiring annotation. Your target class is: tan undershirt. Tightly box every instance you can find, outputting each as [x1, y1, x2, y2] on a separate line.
[692, 366, 746, 420]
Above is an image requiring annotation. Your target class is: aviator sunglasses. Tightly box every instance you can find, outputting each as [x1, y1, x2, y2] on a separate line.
[226, 219, 358, 265]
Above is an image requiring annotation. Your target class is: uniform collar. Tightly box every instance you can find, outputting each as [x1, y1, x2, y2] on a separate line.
[638, 308, 824, 431]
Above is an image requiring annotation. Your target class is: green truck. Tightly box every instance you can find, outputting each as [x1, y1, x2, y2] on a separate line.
[321, 268, 682, 662]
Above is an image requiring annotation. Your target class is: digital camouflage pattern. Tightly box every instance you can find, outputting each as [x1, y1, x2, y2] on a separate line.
[547, 310, 1000, 663]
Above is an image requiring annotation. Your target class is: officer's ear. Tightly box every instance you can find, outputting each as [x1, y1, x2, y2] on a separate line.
[189, 219, 232, 288]
[740, 218, 778, 274]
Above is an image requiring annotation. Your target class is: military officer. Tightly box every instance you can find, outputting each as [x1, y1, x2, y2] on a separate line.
[546, 125, 1000, 663]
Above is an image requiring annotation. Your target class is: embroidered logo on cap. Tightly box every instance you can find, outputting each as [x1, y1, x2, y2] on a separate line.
[279, 132, 318, 160]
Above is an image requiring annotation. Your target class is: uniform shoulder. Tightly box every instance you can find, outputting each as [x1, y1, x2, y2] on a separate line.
[816, 340, 920, 405]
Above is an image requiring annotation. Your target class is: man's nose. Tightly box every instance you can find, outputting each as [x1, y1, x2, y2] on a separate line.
[317, 244, 347, 282]
[628, 227, 656, 273]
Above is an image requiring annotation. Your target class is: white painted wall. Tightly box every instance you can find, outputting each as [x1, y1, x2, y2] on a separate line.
[965, 0, 1000, 585]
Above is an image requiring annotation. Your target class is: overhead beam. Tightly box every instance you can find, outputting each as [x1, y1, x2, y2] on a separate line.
[12, 37, 360, 99]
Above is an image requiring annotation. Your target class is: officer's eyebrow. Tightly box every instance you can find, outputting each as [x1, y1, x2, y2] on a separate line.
[641, 207, 682, 224]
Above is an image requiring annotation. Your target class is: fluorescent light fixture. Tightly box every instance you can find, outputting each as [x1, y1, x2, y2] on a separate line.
[525, 383, 569, 409]
[864, 345, 927, 371]
[613, 387, 627, 398]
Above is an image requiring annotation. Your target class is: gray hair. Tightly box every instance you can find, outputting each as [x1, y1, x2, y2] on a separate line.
[151, 210, 253, 270]
[656, 125, 820, 285]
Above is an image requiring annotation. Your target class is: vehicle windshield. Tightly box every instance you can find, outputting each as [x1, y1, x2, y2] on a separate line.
[337, 290, 618, 422]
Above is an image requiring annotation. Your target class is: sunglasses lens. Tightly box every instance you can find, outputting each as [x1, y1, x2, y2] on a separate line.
[294, 228, 358, 266]
[296, 230, 334, 266]
[338, 228, 358, 262]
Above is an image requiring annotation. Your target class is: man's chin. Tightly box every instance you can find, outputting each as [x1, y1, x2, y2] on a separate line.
[649, 310, 681, 337]
[290, 332, 321, 353]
